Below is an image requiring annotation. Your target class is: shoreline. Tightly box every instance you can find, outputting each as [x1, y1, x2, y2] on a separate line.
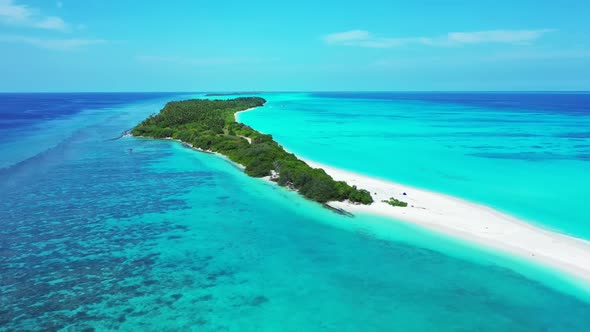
[303, 159, 590, 286]
[235, 106, 590, 289]
[234, 106, 259, 118]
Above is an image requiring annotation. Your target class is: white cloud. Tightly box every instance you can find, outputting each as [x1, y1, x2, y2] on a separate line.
[35, 16, 66, 30]
[324, 30, 371, 44]
[323, 30, 426, 48]
[0, 35, 105, 50]
[137, 55, 268, 66]
[324, 29, 554, 48]
[0, 0, 68, 31]
[447, 29, 554, 44]
[0, 0, 30, 22]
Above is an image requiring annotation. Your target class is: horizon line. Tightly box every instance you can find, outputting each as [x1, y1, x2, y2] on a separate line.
[1, 90, 590, 94]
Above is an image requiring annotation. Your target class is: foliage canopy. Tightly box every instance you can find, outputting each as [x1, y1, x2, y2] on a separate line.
[382, 197, 408, 207]
[132, 97, 374, 205]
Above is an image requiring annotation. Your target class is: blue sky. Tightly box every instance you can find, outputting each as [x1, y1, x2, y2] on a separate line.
[0, 0, 589, 91]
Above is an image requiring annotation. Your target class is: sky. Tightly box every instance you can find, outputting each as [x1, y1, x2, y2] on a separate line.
[0, 0, 589, 92]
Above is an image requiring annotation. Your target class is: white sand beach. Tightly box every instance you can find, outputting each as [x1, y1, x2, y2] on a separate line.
[302, 158, 590, 285]
[234, 107, 258, 118]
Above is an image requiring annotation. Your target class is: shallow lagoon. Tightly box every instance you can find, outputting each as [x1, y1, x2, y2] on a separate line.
[238, 92, 590, 239]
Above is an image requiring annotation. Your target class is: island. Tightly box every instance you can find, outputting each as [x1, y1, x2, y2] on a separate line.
[132, 97, 374, 205]
[130, 97, 590, 290]
[205, 92, 261, 97]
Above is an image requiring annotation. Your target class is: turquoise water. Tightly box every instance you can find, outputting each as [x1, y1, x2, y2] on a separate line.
[237, 92, 590, 239]
[2, 93, 590, 331]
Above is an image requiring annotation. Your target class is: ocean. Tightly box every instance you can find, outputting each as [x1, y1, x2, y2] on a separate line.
[1, 92, 590, 331]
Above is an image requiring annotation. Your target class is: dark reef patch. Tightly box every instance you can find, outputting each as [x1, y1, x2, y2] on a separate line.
[250, 295, 269, 306]
[467, 152, 577, 161]
[194, 294, 213, 302]
[554, 132, 590, 139]
[0, 136, 243, 331]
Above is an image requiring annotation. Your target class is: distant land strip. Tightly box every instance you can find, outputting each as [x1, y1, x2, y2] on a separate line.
[205, 92, 262, 97]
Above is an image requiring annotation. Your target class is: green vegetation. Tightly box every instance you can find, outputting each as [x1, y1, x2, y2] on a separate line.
[132, 97, 374, 205]
[382, 197, 408, 207]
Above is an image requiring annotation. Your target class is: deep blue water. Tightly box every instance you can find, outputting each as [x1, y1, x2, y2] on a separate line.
[312, 92, 590, 115]
[0, 93, 192, 170]
[0, 93, 182, 131]
[2, 93, 590, 331]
